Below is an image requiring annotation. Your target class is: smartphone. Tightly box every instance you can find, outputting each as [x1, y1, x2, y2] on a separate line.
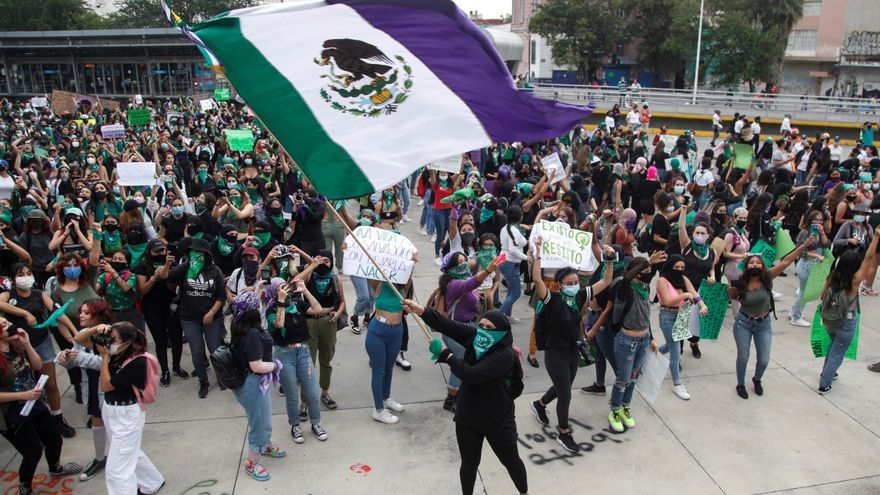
[261, 268, 271, 281]
[496, 253, 507, 264]
[98, 254, 105, 262]
[683, 196, 691, 206]
[167, 242, 178, 254]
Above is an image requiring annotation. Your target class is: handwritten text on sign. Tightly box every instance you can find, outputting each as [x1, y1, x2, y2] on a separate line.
[530, 220, 596, 271]
[342, 226, 417, 284]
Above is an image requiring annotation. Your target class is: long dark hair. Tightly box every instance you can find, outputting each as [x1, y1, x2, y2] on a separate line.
[733, 255, 773, 295]
[231, 309, 262, 338]
[438, 251, 466, 298]
[112, 321, 147, 358]
[829, 250, 861, 293]
[747, 192, 773, 232]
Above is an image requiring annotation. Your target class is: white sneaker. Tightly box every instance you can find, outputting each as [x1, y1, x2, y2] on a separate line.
[507, 315, 522, 323]
[772, 290, 782, 301]
[383, 398, 405, 412]
[429, 234, 437, 242]
[434, 257, 442, 267]
[790, 316, 810, 327]
[672, 385, 691, 400]
[417, 200, 424, 206]
[372, 409, 399, 424]
[419, 227, 427, 236]
[402, 215, 412, 223]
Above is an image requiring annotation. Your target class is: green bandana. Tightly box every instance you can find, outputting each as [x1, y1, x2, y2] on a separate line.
[247, 187, 261, 204]
[260, 173, 272, 183]
[198, 170, 208, 182]
[195, 203, 208, 215]
[277, 259, 290, 279]
[313, 272, 332, 294]
[472, 326, 506, 360]
[217, 237, 236, 256]
[253, 232, 271, 248]
[599, 260, 625, 278]
[127, 242, 148, 269]
[476, 246, 496, 269]
[190, 231, 205, 239]
[103, 230, 123, 253]
[188, 252, 205, 279]
[479, 207, 495, 224]
[229, 196, 242, 209]
[630, 280, 649, 300]
[692, 241, 709, 257]
[560, 292, 579, 312]
[383, 192, 394, 210]
[447, 263, 471, 280]
[270, 214, 284, 229]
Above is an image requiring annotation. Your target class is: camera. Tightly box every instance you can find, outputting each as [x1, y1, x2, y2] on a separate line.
[90, 332, 113, 349]
[602, 250, 619, 263]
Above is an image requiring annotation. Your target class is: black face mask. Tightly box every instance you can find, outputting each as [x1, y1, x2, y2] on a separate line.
[127, 229, 147, 245]
[150, 252, 166, 263]
[268, 207, 282, 216]
[847, 195, 857, 201]
[223, 231, 238, 242]
[460, 232, 476, 246]
[104, 223, 118, 232]
[713, 212, 726, 222]
[94, 191, 107, 201]
[28, 220, 42, 230]
[637, 271, 653, 283]
[187, 224, 202, 236]
[665, 269, 684, 286]
[744, 267, 763, 278]
[242, 259, 259, 282]
[110, 261, 127, 272]
[736, 220, 747, 229]
[314, 263, 332, 275]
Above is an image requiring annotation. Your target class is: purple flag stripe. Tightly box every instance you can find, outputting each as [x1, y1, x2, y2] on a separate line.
[330, 0, 592, 142]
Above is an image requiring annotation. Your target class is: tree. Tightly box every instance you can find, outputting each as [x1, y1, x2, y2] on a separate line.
[528, 0, 629, 84]
[704, 4, 783, 92]
[105, 0, 256, 28]
[754, 0, 804, 83]
[0, 0, 106, 31]
[628, 0, 704, 86]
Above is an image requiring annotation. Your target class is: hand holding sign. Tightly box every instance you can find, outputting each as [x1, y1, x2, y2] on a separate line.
[342, 226, 417, 284]
[529, 220, 596, 271]
[540, 153, 565, 185]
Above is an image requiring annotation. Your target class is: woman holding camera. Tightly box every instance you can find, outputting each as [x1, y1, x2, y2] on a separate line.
[529, 237, 618, 454]
[0, 317, 82, 495]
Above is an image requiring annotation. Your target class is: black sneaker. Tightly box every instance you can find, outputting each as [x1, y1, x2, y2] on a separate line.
[173, 367, 190, 380]
[364, 312, 374, 325]
[279, 386, 285, 397]
[443, 394, 457, 413]
[527, 355, 539, 368]
[160, 370, 171, 388]
[299, 403, 308, 422]
[321, 393, 338, 409]
[580, 383, 607, 396]
[736, 385, 748, 400]
[350, 314, 361, 335]
[73, 383, 83, 404]
[18, 486, 33, 495]
[556, 432, 579, 453]
[690, 342, 702, 359]
[79, 458, 106, 481]
[198, 381, 210, 399]
[752, 378, 764, 396]
[137, 481, 165, 495]
[530, 400, 549, 426]
[49, 461, 82, 476]
[818, 385, 832, 395]
[311, 423, 328, 441]
[55, 415, 76, 438]
[86, 417, 92, 429]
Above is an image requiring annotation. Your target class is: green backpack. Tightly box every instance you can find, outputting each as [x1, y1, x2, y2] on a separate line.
[820, 289, 857, 326]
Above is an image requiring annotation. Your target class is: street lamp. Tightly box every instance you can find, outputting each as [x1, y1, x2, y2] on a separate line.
[692, 0, 704, 105]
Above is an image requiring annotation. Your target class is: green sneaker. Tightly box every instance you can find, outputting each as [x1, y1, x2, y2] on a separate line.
[620, 406, 636, 428]
[608, 410, 624, 433]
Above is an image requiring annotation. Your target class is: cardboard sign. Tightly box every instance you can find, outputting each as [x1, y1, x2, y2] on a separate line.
[698, 281, 729, 340]
[428, 154, 462, 173]
[199, 99, 217, 112]
[101, 124, 125, 140]
[49, 90, 119, 114]
[224, 129, 255, 152]
[127, 109, 152, 126]
[342, 226, 417, 284]
[809, 306, 859, 360]
[134, 94, 143, 104]
[635, 350, 669, 405]
[30, 97, 48, 108]
[214, 88, 231, 101]
[732, 143, 755, 170]
[672, 300, 693, 341]
[116, 162, 157, 186]
[802, 250, 834, 303]
[659, 134, 677, 151]
[540, 153, 565, 185]
[166, 111, 184, 127]
[529, 220, 596, 271]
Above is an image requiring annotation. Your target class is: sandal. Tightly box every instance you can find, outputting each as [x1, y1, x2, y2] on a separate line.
[262, 443, 287, 458]
[244, 459, 270, 481]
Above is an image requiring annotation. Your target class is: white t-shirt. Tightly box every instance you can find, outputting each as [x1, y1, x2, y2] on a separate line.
[693, 169, 715, 187]
[626, 111, 641, 127]
[780, 117, 792, 132]
[830, 144, 842, 162]
[712, 113, 722, 128]
[751, 122, 761, 135]
[0, 174, 14, 201]
[605, 115, 615, 129]
[797, 151, 811, 172]
[734, 119, 745, 134]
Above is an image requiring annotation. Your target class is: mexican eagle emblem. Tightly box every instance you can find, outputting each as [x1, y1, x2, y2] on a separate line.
[315, 38, 414, 117]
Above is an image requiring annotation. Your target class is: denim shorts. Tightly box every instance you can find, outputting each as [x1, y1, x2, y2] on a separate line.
[34, 337, 56, 364]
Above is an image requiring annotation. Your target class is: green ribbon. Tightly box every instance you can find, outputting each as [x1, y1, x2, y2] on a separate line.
[33, 299, 73, 329]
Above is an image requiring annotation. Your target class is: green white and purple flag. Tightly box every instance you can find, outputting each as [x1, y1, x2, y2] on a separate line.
[187, 0, 593, 199]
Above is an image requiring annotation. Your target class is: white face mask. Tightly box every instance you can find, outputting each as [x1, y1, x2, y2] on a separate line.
[86, 157, 96, 165]
[109, 343, 120, 355]
[693, 234, 709, 245]
[14, 275, 35, 290]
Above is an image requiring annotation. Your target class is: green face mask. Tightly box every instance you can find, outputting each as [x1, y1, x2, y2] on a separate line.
[195, 202, 207, 215]
[217, 236, 235, 256]
[253, 231, 271, 248]
[229, 196, 242, 208]
[479, 207, 495, 224]
[277, 259, 290, 279]
[447, 263, 471, 280]
[187, 251, 205, 279]
[472, 326, 506, 360]
[476, 245, 496, 269]
[198, 169, 208, 182]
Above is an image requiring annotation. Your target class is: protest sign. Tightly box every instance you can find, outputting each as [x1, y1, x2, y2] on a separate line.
[101, 124, 125, 140]
[166, 111, 184, 127]
[50, 90, 119, 114]
[199, 99, 216, 112]
[738, 240, 776, 271]
[636, 351, 669, 405]
[127, 109, 152, 126]
[802, 250, 834, 303]
[698, 281, 729, 340]
[214, 88, 231, 101]
[659, 134, 677, 151]
[116, 162, 157, 186]
[732, 143, 755, 170]
[540, 153, 565, 185]
[672, 301, 693, 341]
[809, 306, 859, 360]
[773, 227, 797, 260]
[134, 94, 143, 104]
[224, 129, 255, 152]
[30, 96, 48, 108]
[342, 226, 416, 284]
[529, 220, 596, 271]
[427, 154, 462, 173]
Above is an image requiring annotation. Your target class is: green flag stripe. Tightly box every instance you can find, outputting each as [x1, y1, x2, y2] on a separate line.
[194, 17, 370, 199]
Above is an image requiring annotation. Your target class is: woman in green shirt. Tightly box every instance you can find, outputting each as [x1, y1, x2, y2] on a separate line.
[96, 250, 143, 332]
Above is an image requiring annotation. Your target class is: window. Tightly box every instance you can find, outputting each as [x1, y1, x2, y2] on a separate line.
[530, 40, 536, 64]
[803, 1, 821, 16]
[786, 29, 818, 54]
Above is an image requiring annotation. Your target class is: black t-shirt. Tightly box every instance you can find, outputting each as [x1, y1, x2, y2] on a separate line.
[7, 290, 48, 346]
[652, 213, 670, 248]
[234, 327, 274, 371]
[267, 299, 310, 345]
[161, 213, 190, 243]
[106, 355, 146, 403]
[17, 231, 53, 271]
[166, 263, 225, 321]
[134, 260, 176, 303]
[539, 289, 591, 349]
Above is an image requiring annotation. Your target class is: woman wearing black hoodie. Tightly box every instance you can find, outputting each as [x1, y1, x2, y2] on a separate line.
[401, 305, 528, 495]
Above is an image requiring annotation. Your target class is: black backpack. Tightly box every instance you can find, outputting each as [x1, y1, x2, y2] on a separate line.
[504, 355, 524, 400]
[610, 279, 634, 332]
[210, 341, 247, 390]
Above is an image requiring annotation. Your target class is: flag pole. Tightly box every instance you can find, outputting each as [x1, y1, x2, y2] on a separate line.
[216, 76, 433, 340]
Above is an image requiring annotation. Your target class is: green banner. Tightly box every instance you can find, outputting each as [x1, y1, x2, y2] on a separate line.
[698, 281, 729, 340]
[732, 143, 755, 170]
[224, 129, 255, 152]
[773, 227, 797, 260]
[809, 305, 859, 360]
[127, 109, 151, 126]
[214, 88, 231, 101]
[802, 250, 834, 304]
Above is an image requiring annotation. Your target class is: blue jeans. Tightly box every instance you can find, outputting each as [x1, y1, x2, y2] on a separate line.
[658, 308, 682, 385]
[443, 333, 467, 391]
[274, 345, 321, 426]
[351, 275, 375, 316]
[433, 208, 451, 256]
[498, 261, 522, 317]
[232, 373, 272, 453]
[364, 318, 403, 410]
[610, 332, 650, 409]
[593, 322, 617, 386]
[180, 317, 227, 385]
[819, 318, 856, 388]
[795, 169, 808, 187]
[791, 258, 817, 321]
[399, 181, 411, 215]
[732, 312, 772, 386]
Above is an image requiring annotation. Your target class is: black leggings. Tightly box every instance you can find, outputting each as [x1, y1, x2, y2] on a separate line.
[455, 419, 527, 495]
[400, 317, 410, 352]
[144, 305, 184, 373]
[540, 346, 579, 429]
[1, 407, 62, 489]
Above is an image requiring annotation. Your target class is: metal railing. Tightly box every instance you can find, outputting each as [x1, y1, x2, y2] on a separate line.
[522, 84, 878, 124]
